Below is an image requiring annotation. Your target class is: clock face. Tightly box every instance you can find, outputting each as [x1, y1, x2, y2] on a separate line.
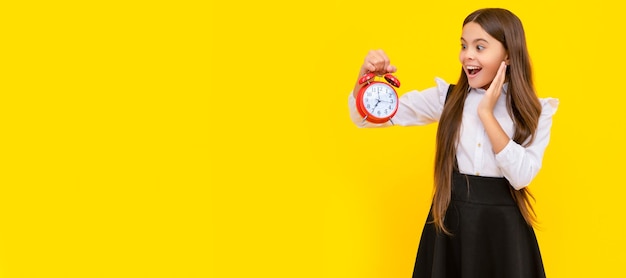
[361, 83, 398, 119]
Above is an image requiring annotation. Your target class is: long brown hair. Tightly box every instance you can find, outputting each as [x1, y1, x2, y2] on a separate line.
[432, 8, 542, 234]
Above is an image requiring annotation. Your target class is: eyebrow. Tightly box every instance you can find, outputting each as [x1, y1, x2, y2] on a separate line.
[460, 38, 490, 44]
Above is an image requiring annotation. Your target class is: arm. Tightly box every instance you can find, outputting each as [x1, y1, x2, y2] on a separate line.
[495, 98, 559, 189]
[478, 62, 509, 153]
[478, 62, 559, 189]
[349, 79, 449, 127]
[348, 50, 447, 128]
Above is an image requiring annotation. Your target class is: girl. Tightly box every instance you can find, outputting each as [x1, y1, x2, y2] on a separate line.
[348, 8, 558, 278]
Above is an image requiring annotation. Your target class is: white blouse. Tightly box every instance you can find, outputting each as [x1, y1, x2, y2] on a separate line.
[348, 77, 559, 190]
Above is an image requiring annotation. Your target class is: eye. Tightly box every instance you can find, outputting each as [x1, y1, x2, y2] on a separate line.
[476, 45, 485, 51]
[461, 44, 467, 50]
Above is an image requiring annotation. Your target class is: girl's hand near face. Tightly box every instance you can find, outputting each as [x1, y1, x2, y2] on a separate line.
[478, 61, 507, 116]
[478, 61, 509, 153]
[352, 50, 397, 98]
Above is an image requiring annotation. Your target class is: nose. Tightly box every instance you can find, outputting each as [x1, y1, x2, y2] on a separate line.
[464, 49, 475, 60]
[460, 50, 474, 63]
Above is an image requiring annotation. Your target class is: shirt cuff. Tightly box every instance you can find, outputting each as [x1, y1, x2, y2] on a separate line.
[494, 140, 529, 190]
[495, 140, 518, 163]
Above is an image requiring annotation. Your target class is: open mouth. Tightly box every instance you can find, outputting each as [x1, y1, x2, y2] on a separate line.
[467, 66, 482, 75]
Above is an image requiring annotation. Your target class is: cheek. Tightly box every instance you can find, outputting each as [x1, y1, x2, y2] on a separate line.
[490, 59, 506, 73]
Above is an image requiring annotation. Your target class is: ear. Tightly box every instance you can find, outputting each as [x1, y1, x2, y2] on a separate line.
[504, 54, 510, 66]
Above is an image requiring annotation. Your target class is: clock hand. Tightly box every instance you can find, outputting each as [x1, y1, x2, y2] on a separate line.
[379, 92, 395, 103]
[371, 99, 381, 111]
[372, 91, 387, 108]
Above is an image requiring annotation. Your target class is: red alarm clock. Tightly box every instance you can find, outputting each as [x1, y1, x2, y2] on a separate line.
[355, 72, 400, 124]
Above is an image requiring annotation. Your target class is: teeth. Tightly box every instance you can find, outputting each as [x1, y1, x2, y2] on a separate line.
[467, 65, 481, 75]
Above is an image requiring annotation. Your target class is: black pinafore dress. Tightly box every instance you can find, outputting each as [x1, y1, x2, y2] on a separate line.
[411, 171, 546, 278]
[412, 85, 546, 277]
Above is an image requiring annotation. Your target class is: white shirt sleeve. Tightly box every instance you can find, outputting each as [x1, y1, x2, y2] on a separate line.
[348, 77, 450, 127]
[495, 98, 560, 190]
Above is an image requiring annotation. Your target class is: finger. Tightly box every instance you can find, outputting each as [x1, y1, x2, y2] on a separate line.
[362, 50, 397, 76]
[363, 54, 380, 73]
[378, 51, 390, 75]
[496, 61, 507, 83]
[369, 49, 391, 75]
[490, 61, 507, 91]
[363, 62, 376, 73]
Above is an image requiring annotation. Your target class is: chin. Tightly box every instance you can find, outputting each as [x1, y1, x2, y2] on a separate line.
[468, 81, 488, 89]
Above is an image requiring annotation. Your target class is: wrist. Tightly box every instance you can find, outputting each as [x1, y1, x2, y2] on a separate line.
[478, 108, 494, 120]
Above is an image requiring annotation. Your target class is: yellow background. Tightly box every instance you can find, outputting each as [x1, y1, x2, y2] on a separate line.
[2, 0, 625, 277]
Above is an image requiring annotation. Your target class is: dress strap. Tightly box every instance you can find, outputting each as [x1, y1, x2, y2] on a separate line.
[444, 84, 455, 105]
[445, 84, 458, 171]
